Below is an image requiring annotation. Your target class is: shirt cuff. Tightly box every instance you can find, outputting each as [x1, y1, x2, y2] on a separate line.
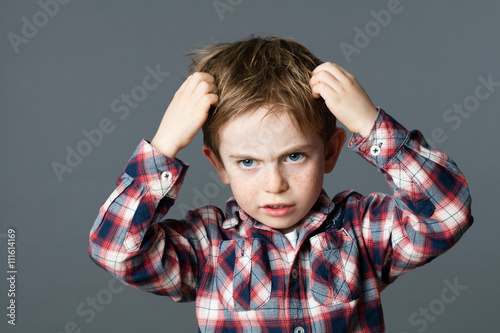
[121, 139, 188, 198]
[348, 108, 410, 169]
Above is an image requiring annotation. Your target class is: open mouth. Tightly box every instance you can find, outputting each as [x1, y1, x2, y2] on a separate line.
[262, 204, 295, 217]
[267, 205, 289, 209]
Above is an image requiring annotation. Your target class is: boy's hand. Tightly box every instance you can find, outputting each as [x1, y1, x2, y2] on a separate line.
[310, 62, 378, 137]
[150, 72, 218, 158]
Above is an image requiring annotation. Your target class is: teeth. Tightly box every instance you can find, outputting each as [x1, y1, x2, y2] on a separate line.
[269, 205, 286, 209]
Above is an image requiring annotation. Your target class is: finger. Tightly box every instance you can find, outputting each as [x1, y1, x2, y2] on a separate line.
[193, 81, 218, 102]
[205, 93, 219, 107]
[192, 93, 218, 119]
[330, 63, 353, 79]
[196, 72, 216, 83]
[310, 81, 337, 100]
[312, 62, 350, 82]
[309, 76, 322, 98]
[312, 62, 339, 75]
[184, 72, 216, 94]
[310, 70, 343, 94]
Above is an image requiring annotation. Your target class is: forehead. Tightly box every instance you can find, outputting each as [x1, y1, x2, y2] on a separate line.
[218, 106, 320, 154]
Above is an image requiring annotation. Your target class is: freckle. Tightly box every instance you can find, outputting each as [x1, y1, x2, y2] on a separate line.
[292, 173, 308, 187]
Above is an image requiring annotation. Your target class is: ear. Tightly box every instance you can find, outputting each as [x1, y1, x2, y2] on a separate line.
[202, 145, 230, 184]
[324, 128, 347, 174]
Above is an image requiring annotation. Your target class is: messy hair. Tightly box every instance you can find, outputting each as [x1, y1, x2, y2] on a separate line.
[186, 35, 337, 159]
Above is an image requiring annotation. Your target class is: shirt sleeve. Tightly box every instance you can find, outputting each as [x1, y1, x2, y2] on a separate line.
[88, 139, 212, 302]
[347, 108, 473, 284]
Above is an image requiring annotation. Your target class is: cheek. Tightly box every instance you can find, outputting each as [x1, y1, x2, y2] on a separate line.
[228, 173, 259, 204]
[292, 170, 323, 193]
[289, 162, 324, 193]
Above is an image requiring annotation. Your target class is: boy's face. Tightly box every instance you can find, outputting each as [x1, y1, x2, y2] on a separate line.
[203, 105, 345, 233]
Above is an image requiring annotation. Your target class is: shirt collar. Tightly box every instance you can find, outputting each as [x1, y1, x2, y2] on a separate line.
[222, 189, 336, 232]
[222, 196, 250, 230]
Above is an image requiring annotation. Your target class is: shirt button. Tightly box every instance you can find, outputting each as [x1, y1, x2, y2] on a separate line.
[370, 145, 381, 156]
[291, 268, 299, 279]
[293, 326, 305, 333]
[161, 171, 171, 180]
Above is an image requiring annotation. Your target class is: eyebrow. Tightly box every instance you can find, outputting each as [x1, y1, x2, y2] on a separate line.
[227, 143, 316, 160]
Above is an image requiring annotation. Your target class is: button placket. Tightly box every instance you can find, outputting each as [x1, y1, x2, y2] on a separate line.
[293, 326, 305, 333]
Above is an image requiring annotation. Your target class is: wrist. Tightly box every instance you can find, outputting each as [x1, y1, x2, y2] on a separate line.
[356, 107, 378, 137]
[150, 137, 180, 159]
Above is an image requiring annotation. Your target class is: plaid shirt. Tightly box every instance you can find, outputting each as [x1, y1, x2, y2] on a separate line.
[89, 109, 472, 332]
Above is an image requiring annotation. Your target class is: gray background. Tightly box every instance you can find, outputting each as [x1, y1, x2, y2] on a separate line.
[1, 0, 498, 332]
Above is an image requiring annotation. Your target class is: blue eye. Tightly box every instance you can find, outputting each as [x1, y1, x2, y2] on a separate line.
[286, 153, 304, 162]
[239, 159, 256, 168]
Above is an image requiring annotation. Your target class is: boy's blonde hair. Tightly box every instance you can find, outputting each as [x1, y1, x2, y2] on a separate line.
[187, 35, 337, 159]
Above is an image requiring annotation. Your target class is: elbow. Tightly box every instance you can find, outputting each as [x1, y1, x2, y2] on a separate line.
[433, 196, 474, 253]
[88, 243, 108, 271]
[88, 232, 104, 267]
[435, 179, 474, 246]
[454, 190, 473, 238]
[88, 236, 128, 276]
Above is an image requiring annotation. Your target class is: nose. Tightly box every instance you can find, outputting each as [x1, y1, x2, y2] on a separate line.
[263, 164, 289, 193]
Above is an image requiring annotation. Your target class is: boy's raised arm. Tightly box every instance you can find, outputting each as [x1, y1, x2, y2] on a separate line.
[89, 73, 219, 300]
[311, 62, 473, 282]
[347, 110, 472, 282]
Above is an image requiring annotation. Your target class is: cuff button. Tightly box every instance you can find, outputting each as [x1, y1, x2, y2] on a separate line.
[370, 145, 381, 156]
[161, 171, 172, 180]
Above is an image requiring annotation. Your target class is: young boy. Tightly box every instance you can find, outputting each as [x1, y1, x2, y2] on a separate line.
[89, 36, 473, 332]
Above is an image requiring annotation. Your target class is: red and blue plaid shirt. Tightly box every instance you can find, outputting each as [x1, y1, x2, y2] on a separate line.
[89, 109, 472, 332]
